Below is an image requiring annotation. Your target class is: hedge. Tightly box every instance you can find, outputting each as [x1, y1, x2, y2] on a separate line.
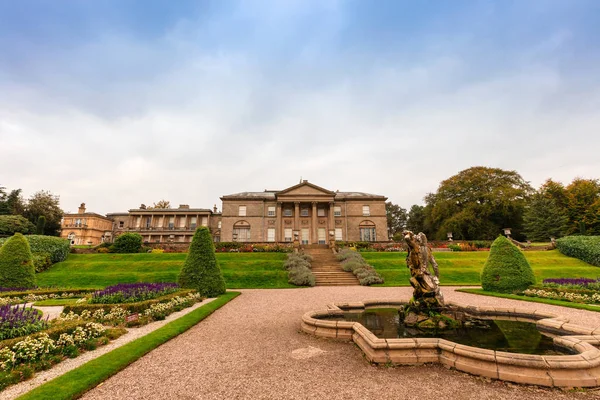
[0, 215, 35, 236]
[556, 236, 600, 267]
[0, 235, 70, 264]
[63, 289, 197, 314]
[0, 288, 97, 299]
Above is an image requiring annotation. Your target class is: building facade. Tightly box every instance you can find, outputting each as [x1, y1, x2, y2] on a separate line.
[220, 180, 388, 244]
[60, 203, 113, 245]
[107, 204, 222, 244]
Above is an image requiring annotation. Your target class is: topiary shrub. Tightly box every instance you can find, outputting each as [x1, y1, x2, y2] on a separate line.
[0, 234, 36, 289]
[481, 235, 536, 293]
[177, 227, 226, 297]
[111, 233, 143, 254]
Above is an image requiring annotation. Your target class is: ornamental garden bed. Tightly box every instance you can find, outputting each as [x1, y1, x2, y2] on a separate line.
[0, 283, 205, 392]
[523, 278, 600, 305]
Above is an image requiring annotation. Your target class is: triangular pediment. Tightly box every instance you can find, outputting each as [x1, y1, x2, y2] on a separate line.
[276, 181, 335, 197]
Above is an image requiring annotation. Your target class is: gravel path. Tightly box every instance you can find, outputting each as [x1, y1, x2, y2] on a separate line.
[1, 298, 216, 400]
[80, 287, 600, 400]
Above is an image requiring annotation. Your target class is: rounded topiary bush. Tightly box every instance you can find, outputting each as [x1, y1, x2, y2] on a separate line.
[111, 233, 143, 253]
[481, 235, 536, 293]
[0, 233, 36, 289]
[178, 227, 226, 297]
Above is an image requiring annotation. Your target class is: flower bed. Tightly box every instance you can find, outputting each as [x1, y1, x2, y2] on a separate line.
[89, 283, 179, 304]
[0, 304, 48, 341]
[0, 319, 125, 391]
[523, 278, 600, 304]
[0, 289, 97, 306]
[214, 242, 294, 253]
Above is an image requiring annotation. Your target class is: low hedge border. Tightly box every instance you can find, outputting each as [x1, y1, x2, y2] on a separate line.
[17, 291, 240, 400]
[63, 289, 197, 314]
[0, 288, 97, 298]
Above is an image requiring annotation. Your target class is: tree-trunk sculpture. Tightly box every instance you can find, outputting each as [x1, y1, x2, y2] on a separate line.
[404, 231, 444, 310]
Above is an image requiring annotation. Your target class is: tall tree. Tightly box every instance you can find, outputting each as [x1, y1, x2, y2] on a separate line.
[426, 166, 533, 240]
[24, 190, 63, 236]
[385, 202, 407, 239]
[564, 178, 600, 235]
[406, 205, 426, 234]
[0, 187, 25, 216]
[523, 193, 569, 241]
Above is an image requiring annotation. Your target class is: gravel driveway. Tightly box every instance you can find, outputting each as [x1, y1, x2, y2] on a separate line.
[82, 287, 600, 400]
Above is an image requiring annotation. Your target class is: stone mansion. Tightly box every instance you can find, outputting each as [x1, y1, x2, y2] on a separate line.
[61, 181, 389, 245]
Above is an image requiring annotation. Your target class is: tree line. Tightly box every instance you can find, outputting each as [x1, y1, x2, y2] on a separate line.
[0, 187, 63, 236]
[386, 166, 600, 242]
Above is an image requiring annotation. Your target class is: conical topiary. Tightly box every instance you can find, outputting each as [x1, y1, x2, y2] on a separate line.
[0, 233, 36, 289]
[481, 235, 535, 293]
[177, 227, 226, 297]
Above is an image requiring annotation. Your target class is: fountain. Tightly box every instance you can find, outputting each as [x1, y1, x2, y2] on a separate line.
[301, 231, 600, 388]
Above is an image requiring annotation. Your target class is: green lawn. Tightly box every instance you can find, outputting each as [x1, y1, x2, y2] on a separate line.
[362, 250, 600, 286]
[36, 253, 291, 289]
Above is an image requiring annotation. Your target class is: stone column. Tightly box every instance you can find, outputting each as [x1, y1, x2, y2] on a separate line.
[312, 202, 317, 244]
[329, 202, 335, 233]
[276, 202, 282, 242]
[294, 202, 300, 231]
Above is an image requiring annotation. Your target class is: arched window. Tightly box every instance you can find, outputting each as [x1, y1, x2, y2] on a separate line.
[359, 220, 376, 242]
[233, 221, 251, 242]
[67, 232, 76, 245]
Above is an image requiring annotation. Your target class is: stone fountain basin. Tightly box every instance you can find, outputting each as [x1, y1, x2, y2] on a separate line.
[301, 299, 600, 388]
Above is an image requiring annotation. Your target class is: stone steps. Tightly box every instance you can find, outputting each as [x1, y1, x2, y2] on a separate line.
[304, 248, 359, 286]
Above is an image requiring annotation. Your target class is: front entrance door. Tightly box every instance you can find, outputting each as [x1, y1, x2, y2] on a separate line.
[301, 229, 309, 245]
[318, 228, 326, 244]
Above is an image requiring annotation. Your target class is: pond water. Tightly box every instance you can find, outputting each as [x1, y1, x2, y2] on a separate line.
[322, 308, 571, 355]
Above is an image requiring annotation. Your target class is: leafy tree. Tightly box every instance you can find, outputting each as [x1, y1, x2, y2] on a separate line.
[564, 178, 600, 235]
[426, 167, 533, 240]
[522, 193, 569, 241]
[0, 233, 36, 289]
[385, 202, 407, 239]
[36, 215, 46, 235]
[0, 215, 36, 235]
[111, 233, 143, 253]
[540, 179, 568, 210]
[406, 205, 426, 234]
[24, 190, 63, 236]
[178, 227, 226, 297]
[481, 235, 535, 293]
[148, 200, 171, 209]
[0, 187, 25, 216]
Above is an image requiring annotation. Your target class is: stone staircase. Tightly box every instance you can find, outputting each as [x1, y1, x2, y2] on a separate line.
[304, 247, 359, 286]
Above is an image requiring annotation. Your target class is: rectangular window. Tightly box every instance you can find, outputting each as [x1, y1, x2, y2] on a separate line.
[301, 208, 309, 217]
[201, 216, 208, 226]
[284, 228, 293, 242]
[118, 221, 124, 228]
[360, 228, 377, 242]
[267, 228, 275, 242]
[75, 218, 82, 227]
[190, 217, 197, 230]
[168, 217, 174, 229]
[362, 205, 370, 216]
[157, 217, 163, 228]
[179, 217, 186, 228]
[334, 206, 341, 217]
[239, 206, 246, 216]
[218, 221, 222, 229]
[267, 206, 276, 217]
[146, 217, 152, 229]
[317, 208, 325, 217]
[283, 208, 293, 217]
[335, 228, 343, 241]
[301, 229, 309, 245]
[318, 228, 326, 244]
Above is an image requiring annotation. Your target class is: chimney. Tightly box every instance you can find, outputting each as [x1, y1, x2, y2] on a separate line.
[303, 180, 308, 183]
[178, 204, 190, 209]
[213, 204, 218, 213]
[140, 204, 146, 210]
[78, 203, 86, 214]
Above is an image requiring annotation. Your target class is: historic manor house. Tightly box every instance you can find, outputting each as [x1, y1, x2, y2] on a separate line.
[60, 181, 389, 246]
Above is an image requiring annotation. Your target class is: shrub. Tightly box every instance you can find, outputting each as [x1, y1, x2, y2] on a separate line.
[336, 249, 383, 286]
[0, 235, 70, 264]
[284, 252, 315, 287]
[283, 254, 311, 270]
[150, 248, 164, 254]
[32, 252, 52, 273]
[359, 275, 384, 285]
[0, 234, 36, 289]
[177, 227, 226, 297]
[481, 235, 536, 293]
[0, 216, 35, 236]
[111, 233, 143, 253]
[341, 260, 363, 272]
[556, 236, 600, 267]
[96, 247, 110, 254]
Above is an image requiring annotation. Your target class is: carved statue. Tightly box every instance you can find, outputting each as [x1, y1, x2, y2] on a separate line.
[403, 230, 444, 309]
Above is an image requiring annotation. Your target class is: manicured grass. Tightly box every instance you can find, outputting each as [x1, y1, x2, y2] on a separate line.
[457, 288, 600, 312]
[362, 250, 600, 286]
[17, 291, 240, 400]
[33, 298, 81, 306]
[36, 253, 291, 289]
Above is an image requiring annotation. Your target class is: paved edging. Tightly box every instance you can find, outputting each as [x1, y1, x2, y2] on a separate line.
[1, 297, 218, 400]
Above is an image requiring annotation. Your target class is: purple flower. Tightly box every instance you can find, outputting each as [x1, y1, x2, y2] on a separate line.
[90, 282, 179, 304]
[542, 278, 599, 286]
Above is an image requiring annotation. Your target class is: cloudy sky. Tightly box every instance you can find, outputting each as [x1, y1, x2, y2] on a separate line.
[1, 0, 599, 214]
